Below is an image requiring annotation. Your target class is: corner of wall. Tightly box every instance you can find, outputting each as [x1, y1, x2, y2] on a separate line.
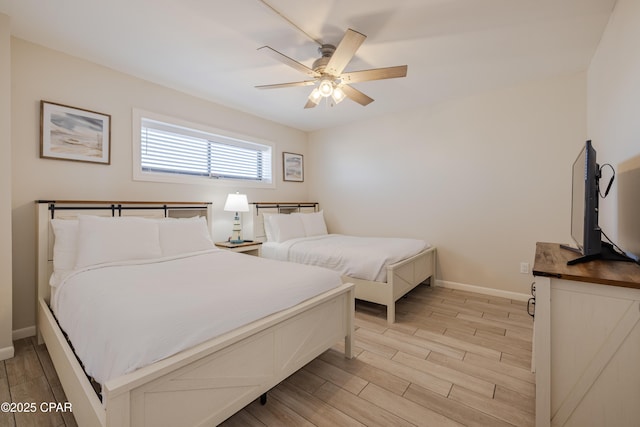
[0, 345, 14, 361]
[0, 12, 14, 358]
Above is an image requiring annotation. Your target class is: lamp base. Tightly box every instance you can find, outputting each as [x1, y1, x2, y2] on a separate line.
[230, 212, 243, 244]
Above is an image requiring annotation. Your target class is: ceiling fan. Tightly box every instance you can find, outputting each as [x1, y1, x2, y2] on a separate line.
[255, 28, 408, 109]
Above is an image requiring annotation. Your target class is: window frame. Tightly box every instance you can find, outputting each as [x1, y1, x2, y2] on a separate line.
[132, 109, 275, 188]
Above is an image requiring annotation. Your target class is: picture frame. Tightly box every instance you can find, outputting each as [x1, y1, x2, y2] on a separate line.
[40, 100, 111, 164]
[283, 152, 304, 182]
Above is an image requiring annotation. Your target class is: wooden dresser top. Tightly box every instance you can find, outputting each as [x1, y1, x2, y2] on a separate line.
[533, 242, 640, 289]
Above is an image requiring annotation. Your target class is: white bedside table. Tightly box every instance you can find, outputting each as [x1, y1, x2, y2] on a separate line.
[215, 241, 262, 257]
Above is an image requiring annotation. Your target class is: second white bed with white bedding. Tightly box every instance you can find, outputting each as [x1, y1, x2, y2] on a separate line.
[248, 202, 437, 323]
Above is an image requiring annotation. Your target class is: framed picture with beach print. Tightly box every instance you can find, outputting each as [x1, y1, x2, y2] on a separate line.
[40, 101, 111, 164]
[283, 152, 303, 182]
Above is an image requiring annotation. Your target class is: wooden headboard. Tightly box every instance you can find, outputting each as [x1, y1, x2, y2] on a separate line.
[35, 200, 213, 306]
[244, 202, 319, 242]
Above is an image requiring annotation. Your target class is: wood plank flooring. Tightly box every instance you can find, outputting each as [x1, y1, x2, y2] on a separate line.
[1, 285, 534, 426]
[0, 336, 77, 427]
[225, 285, 535, 427]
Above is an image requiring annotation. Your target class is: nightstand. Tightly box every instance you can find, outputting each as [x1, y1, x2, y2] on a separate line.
[215, 241, 262, 257]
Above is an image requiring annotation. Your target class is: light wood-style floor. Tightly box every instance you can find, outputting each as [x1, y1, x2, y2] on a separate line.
[1, 285, 534, 427]
[0, 336, 78, 427]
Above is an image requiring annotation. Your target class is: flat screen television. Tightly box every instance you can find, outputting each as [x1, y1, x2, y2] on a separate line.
[565, 140, 633, 265]
[569, 140, 601, 261]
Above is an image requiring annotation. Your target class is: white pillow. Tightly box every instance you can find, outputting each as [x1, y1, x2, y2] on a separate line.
[268, 214, 306, 243]
[50, 219, 79, 279]
[157, 216, 214, 256]
[294, 210, 328, 237]
[262, 213, 276, 241]
[75, 215, 162, 268]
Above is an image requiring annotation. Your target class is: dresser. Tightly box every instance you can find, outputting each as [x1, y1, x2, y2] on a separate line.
[532, 242, 640, 427]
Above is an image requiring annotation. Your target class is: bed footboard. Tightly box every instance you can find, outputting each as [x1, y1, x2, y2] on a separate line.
[346, 246, 436, 323]
[40, 284, 354, 427]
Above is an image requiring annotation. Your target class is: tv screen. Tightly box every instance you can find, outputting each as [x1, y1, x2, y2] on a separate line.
[570, 140, 601, 258]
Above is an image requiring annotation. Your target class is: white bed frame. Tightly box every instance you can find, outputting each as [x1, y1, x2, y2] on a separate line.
[245, 202, 436, 323]
[36, 200, 354, 427]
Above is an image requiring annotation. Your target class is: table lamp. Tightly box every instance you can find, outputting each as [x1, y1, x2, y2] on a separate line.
[224, 192, 249, 243]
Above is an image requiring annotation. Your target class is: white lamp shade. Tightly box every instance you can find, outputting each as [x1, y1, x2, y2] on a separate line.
[331, 86, 346, 104]
[308, 88, 322, 104]
[224, 193, 249, 212]
[318, 79, 334, 97]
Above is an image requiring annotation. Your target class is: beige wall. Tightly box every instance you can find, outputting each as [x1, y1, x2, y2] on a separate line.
[587, 0, 640, 259]
[0, 13, 13, 360]
[11, 38, 309, 332]
[308, 73, 587, 296]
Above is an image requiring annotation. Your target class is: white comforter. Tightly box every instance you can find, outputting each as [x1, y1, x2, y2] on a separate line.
[51, 249, 342, 385]
[262, 234, 430, 282]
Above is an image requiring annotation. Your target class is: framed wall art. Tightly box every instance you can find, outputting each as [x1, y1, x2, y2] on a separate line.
[283, 152, 303, 182]
[40, 101, 111, 164]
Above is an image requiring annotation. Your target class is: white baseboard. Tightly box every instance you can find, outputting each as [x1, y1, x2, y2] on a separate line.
[435, 279, 530, 302]
[0, 345, 14, 361]
[12, 325, 36, 341]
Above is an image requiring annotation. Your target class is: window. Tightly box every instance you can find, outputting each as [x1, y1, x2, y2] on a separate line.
[133, 110, 274, 187]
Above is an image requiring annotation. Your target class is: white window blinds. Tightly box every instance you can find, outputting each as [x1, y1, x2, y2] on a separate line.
[139, 118, 272, 184]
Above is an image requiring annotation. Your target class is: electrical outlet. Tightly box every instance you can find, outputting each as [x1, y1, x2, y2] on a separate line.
[520, 262, 530, 274]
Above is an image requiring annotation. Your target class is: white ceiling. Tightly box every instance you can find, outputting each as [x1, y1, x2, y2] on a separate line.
[0, 0, 616, 132]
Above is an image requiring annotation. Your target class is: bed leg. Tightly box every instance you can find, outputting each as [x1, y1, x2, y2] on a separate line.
[344, 331, 353, 360]
[387, 303, 396, 324]
[260, 393, 267, 405]
[344, 287, 355, 359]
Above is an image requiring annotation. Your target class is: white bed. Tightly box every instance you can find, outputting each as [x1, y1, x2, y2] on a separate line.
[36, 200, 355, 427]
[245, 202, 436, 323]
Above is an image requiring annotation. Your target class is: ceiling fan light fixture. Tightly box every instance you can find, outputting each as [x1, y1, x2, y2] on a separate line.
[258, 28, 407, 109]
[331, 86, 346, 104]
[318, 79, 334, 97]
[308, 88, 322, 105]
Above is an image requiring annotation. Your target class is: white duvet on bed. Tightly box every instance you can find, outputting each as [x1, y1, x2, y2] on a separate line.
[262, 234, 430, 282]
[51, 249, 342, 385]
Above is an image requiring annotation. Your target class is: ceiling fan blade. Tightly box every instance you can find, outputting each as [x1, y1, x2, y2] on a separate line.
[304, 99, 319, 109]
[341, 65, 408, 83]
[325, 29, 366, 76]
[258, 46, 320, 78]
[341, 84, 374, 106]
[255, 80, 317, 89]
